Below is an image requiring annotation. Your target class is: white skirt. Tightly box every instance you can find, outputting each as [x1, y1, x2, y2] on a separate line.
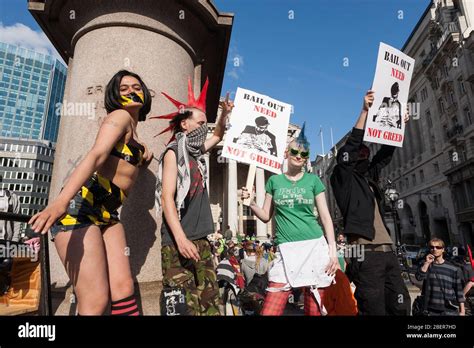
[267, 237, 335, 315]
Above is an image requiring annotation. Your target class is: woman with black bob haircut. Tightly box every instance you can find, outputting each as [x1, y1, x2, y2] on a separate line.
[105, 70, 152, 121]
[29, 70, 153, 316]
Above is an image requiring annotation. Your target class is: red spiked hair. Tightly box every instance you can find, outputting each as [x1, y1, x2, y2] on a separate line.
[151, 77, 209, 143]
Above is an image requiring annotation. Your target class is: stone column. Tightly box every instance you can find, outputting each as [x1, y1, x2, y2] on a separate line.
[203, 152, 210, 190]
[28, 0, 233, 287]
[49, 21, 197, 288]
[227, 159, 238, 236]
[256, 168, 267, 241]
[238, 199, 244, 241]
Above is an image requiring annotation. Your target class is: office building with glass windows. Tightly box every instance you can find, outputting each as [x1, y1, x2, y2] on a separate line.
[0, 42, 66, 142]
[0, 137, 54, 217]
[0, 42, 66, 218]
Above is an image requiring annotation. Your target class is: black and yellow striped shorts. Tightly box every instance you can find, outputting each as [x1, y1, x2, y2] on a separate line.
[50, 173, 126, 237]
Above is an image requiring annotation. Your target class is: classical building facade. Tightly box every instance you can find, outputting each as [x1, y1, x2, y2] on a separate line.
[312, 135, 347, 234]
[314, 0, 474, 248]
[382, 0, 474, 247]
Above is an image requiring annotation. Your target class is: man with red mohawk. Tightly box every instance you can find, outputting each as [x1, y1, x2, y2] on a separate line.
[154, 78, 234, 315]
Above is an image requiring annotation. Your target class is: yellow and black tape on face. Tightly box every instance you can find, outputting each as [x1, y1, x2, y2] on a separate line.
[120, 92, 144, 106]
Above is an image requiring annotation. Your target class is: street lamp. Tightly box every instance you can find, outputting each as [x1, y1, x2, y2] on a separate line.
[385, 182, 401, 247]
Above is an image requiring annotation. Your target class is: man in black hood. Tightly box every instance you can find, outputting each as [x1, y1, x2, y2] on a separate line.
[330, 90, 410, 315]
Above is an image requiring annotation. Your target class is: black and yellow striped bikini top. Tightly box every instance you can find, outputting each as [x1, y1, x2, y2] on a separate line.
[110, 139, 145, 166]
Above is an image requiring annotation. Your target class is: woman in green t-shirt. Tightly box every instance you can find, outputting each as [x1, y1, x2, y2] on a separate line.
[242, 124, 339, 316]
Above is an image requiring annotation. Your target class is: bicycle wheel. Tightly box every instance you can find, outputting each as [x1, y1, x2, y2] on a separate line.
[223, 285, 242, 316]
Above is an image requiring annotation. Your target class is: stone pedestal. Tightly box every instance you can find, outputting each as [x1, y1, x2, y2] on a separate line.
[28, 0, 233, 287]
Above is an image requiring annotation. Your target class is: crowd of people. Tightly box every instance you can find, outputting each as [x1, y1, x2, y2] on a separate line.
[25, 70, 473, 316]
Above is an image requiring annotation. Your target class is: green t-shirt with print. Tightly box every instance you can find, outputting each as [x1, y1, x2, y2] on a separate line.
[265, 173, 325, 245]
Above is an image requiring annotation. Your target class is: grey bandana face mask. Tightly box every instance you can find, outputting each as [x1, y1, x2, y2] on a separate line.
[185, 123, 208, 158]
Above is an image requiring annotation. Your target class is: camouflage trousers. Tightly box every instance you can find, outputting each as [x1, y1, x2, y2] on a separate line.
[161, 238, 222, 316]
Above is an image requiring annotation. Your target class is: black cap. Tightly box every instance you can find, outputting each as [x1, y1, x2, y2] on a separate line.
[255, 116, 269, 126]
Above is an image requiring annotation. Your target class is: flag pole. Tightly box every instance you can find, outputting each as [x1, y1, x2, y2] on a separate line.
[320, 126, 325, 177]
[320, 125, 324, 155]
[330, 127, 334, 150]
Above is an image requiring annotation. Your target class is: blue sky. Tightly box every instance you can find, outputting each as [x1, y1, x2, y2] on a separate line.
[214, 0, 430, 156]
[0, 0, 430, 157]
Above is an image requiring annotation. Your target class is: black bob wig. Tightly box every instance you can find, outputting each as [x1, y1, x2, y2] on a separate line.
[104, 70, 151, 122]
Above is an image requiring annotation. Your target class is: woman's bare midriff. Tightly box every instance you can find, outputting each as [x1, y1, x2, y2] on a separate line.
[97, 155, 140, 197]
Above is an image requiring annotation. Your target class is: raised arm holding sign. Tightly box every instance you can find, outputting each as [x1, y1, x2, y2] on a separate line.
[329, 44, 414, 315]
[222, 88, 291, 206]
[363, 42, 415, 147]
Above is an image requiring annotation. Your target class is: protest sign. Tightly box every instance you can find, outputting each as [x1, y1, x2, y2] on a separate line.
[222, 87, 291, 174]
[364, 42, 415, 147]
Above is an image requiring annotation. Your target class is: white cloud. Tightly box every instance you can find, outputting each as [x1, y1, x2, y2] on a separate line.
[227, 46, 244, 80]
[227, 69, 239, 80]
[0, 22, 64, 63]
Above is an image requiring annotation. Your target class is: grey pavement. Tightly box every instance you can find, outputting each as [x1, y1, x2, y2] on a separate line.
[50, 273, 423, 316]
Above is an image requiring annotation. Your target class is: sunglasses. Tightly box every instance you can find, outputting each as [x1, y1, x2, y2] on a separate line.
[429, 245, 444, 250]
[289, 148, 309, 158]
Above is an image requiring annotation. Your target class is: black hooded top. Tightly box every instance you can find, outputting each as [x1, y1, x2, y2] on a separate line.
[330, 128, 396, 240]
